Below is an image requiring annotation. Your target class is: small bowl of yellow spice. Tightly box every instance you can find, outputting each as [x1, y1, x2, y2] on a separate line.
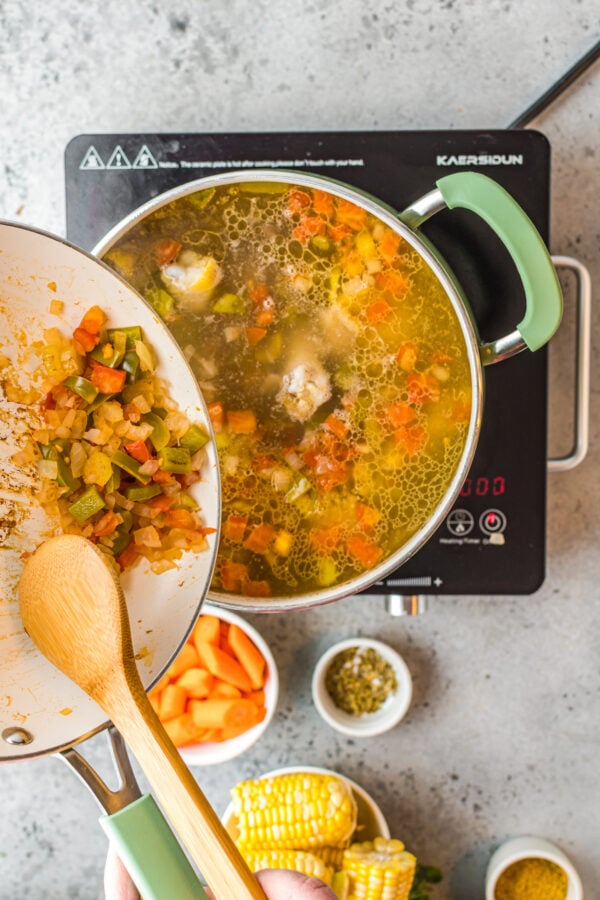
[486, 836, 583, 900]
[311, 637, 412, 737]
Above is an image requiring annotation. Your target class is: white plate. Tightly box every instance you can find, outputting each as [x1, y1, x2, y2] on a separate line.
[0, 222, 220, 759]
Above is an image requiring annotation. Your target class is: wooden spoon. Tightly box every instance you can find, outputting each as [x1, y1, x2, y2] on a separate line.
[18, 534, 265, 900]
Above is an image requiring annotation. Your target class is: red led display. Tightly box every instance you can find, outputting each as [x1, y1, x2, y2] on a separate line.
[460, 476, 506, 498]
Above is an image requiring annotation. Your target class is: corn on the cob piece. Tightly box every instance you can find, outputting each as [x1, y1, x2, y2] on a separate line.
[312, 845, 346, 870]
[231, 772, 358, 851]
[241, 848, 334, 885]
[342, 837, 416, 900]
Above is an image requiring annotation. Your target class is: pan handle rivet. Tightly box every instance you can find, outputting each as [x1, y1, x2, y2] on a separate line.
[2, 727, 34, 745]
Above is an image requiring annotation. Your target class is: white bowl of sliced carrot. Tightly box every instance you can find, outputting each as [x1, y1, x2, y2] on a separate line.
[148, 603, 279, 765]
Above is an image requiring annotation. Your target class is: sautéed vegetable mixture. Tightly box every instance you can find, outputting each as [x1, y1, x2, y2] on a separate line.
[105, 182, 472, 598]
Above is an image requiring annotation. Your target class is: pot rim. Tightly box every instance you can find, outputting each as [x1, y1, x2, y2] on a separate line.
[93, 169, 484, 613]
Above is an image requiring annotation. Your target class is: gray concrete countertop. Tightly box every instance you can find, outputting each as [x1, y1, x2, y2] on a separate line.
[1, 2, 598, 898]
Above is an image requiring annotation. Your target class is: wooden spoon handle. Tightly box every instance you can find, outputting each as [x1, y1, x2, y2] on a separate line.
[107, 685, 265, 900]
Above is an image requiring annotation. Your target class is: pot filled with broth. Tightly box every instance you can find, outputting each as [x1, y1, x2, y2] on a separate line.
[94, 171, 562, 612]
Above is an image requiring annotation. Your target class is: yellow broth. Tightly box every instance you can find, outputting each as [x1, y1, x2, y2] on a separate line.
[104, 182, 472, 598]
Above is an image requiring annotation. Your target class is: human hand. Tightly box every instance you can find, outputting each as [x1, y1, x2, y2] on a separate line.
[104, 843, 338, 899]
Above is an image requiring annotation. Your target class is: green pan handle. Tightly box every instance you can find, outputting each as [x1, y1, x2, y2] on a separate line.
[436, 172, 563, 351]
[100, 793, 208, 900]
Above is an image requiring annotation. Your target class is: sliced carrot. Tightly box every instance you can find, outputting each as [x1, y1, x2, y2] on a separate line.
[244, 523, 276, 554]
[249, 282, 270, 304]
[218, 712, 261, 742]
[193, 640, 216, 670]
[199, 643, 253, 692]
[175, 667, 214, 698]
[228, 623, 266, 690]
[192, 615, 221, 646]
[164, 508, 197, 530]
[308, 526, 343, 554]
[255, 307, 275, 327]
[210, 679, 242, 699]
[151, 672, 171, 694]
[226, 409, 257, 434]
[393, 424, 426, 455]
[246, 690, 266, 707]
[190, 697, 257, 731]
[287, 189, 311, 214]
[395, 341, 418, 372]
[166, 642, 200, 679]
[407, 372, 440, 404]
[376, 268, 408, 296]
[335, 198, 367, 231]
[162, 713, 205, 748]
[155, 238, 182, 267]
[159, 683, 188, 721]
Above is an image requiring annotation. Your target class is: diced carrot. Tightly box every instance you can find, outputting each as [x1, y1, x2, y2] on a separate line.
[152, 469, 175, 484]
[452, 399, 471, 422]
[80, 305, 106, 335]
[287, 189, 311, 214]
[312, 189, 334, 216]
[159, 683, 188, 721]
[244, 523, 276, 554]
[148, 494, 174, 512]
[246, 326, 267, 346]
[164, 508, 197, 530]
[220, 560, 249, 593]
[365, 299, 393, 324]
[395, 341, 418, 371]
[323, 414, 348, 440]
[93, 510, 121, 537]
[328, 222, 351, 243]
[207, 402, 224, 433]
[166, 642, 200, 679]
[308, 526, 343, 554]
[192, 615, 221, 646]
[218, 711, 261, 742]
[199, 643, 253, 692]
[90, 363, 127, 394]
[293, 216, 326, 243]
[376, 269, 408, 296]
[379, 228, 402, 264]
[196, 728, 221, 743]
[355, 502, 381, 532]
[190, 697, 257, 731]
[155, 238, 182, 267]
[386, 401, 417, 427]
[124, 440, 152, 463]
[73, 327, 99, 353]
[255, 307, 275, 327]
[226, 409, 257, 434]
[249, 282, 270, 304]
[228, 623, 266, 690]
[162, 713, 205, 747]
[175, 667, 214, 698]
[335, 198, 367, 231]
[393, 424, 427, 455]
[116, 543, 140, 572]
[407, 372, 440, 404]
[241, 579, 272, 598]
[210, 679, 242, 699]
[223, 514, 248, 543]
[152, 672, 171, 693]
[346, 534, 383, 569]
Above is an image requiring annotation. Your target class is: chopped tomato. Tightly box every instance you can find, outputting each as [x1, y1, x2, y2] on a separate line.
[396, 341, 418, 372]
[346, 534, 383, 569]
[116, 543, 140, 572]
[246, 326, 267, 346]
[407, 372, 441, 404]
[376, 269, 408, 296]
[355, 502, 381, 532]
[244, 523, 276, 554]
[365, 299, 393, 324]
[393, 424, 427, 455]
[124, 440, 152, 463]
[220, 561, 249, 592]
[164, 508, 197, 530]
[207, 402, 224, 433]
[152, 469, 174, 484]
[287, 190, 311, 214]
[89, 363, 127, 394]
[386, 401, 417, 427]
[41, 391, 56, 411]
[323, 414, 348, 440]
[93, 510, 121, 537]
[223, 514, 248, 542]
[312, 189, 334, 216]
[155, 238, 182, 267]
[73, 326, 99, 353]
[335, 198, 367, 231]
[227, 409, 257, 434]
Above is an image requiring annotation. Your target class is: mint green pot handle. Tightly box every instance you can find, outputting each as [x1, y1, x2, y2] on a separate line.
[436, 172, 563, 351]
[100, 794, 208, 900]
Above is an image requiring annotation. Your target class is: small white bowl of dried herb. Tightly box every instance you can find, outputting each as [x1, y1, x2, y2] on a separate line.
[311, 637, 412, 737]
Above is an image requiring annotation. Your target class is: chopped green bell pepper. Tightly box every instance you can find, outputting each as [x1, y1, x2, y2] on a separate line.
[158, 446, 192, 474]
[179, 424, 209, 454]
[90, 330, 127, 368]
[111, 450, 152, 484]
[213, 293, 245, 314]
[68, 486, 106, 523]
[107, 326, 143, 350]
[121, 350, 140, 383]
[125, 484, 163, 502]
[63, 375, 99, 404]
[144, 411, 170, 451]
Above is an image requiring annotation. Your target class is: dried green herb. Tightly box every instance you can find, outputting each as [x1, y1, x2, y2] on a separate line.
[325, 646, 398, 714]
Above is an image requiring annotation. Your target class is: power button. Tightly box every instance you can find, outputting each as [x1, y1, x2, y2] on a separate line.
[479, 509, 506, 535]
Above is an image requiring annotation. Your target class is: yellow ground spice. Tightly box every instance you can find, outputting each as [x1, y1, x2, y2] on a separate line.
[494, 857, 568, 900]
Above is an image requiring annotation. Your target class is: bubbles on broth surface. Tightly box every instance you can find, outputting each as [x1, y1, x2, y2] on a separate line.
[105, 182, 473, 599]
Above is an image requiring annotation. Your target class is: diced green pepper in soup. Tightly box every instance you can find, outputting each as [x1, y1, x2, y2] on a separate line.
[104, 183, 472, 598]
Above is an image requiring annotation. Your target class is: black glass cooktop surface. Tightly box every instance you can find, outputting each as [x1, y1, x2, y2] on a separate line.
[65, 130, 551, 595]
